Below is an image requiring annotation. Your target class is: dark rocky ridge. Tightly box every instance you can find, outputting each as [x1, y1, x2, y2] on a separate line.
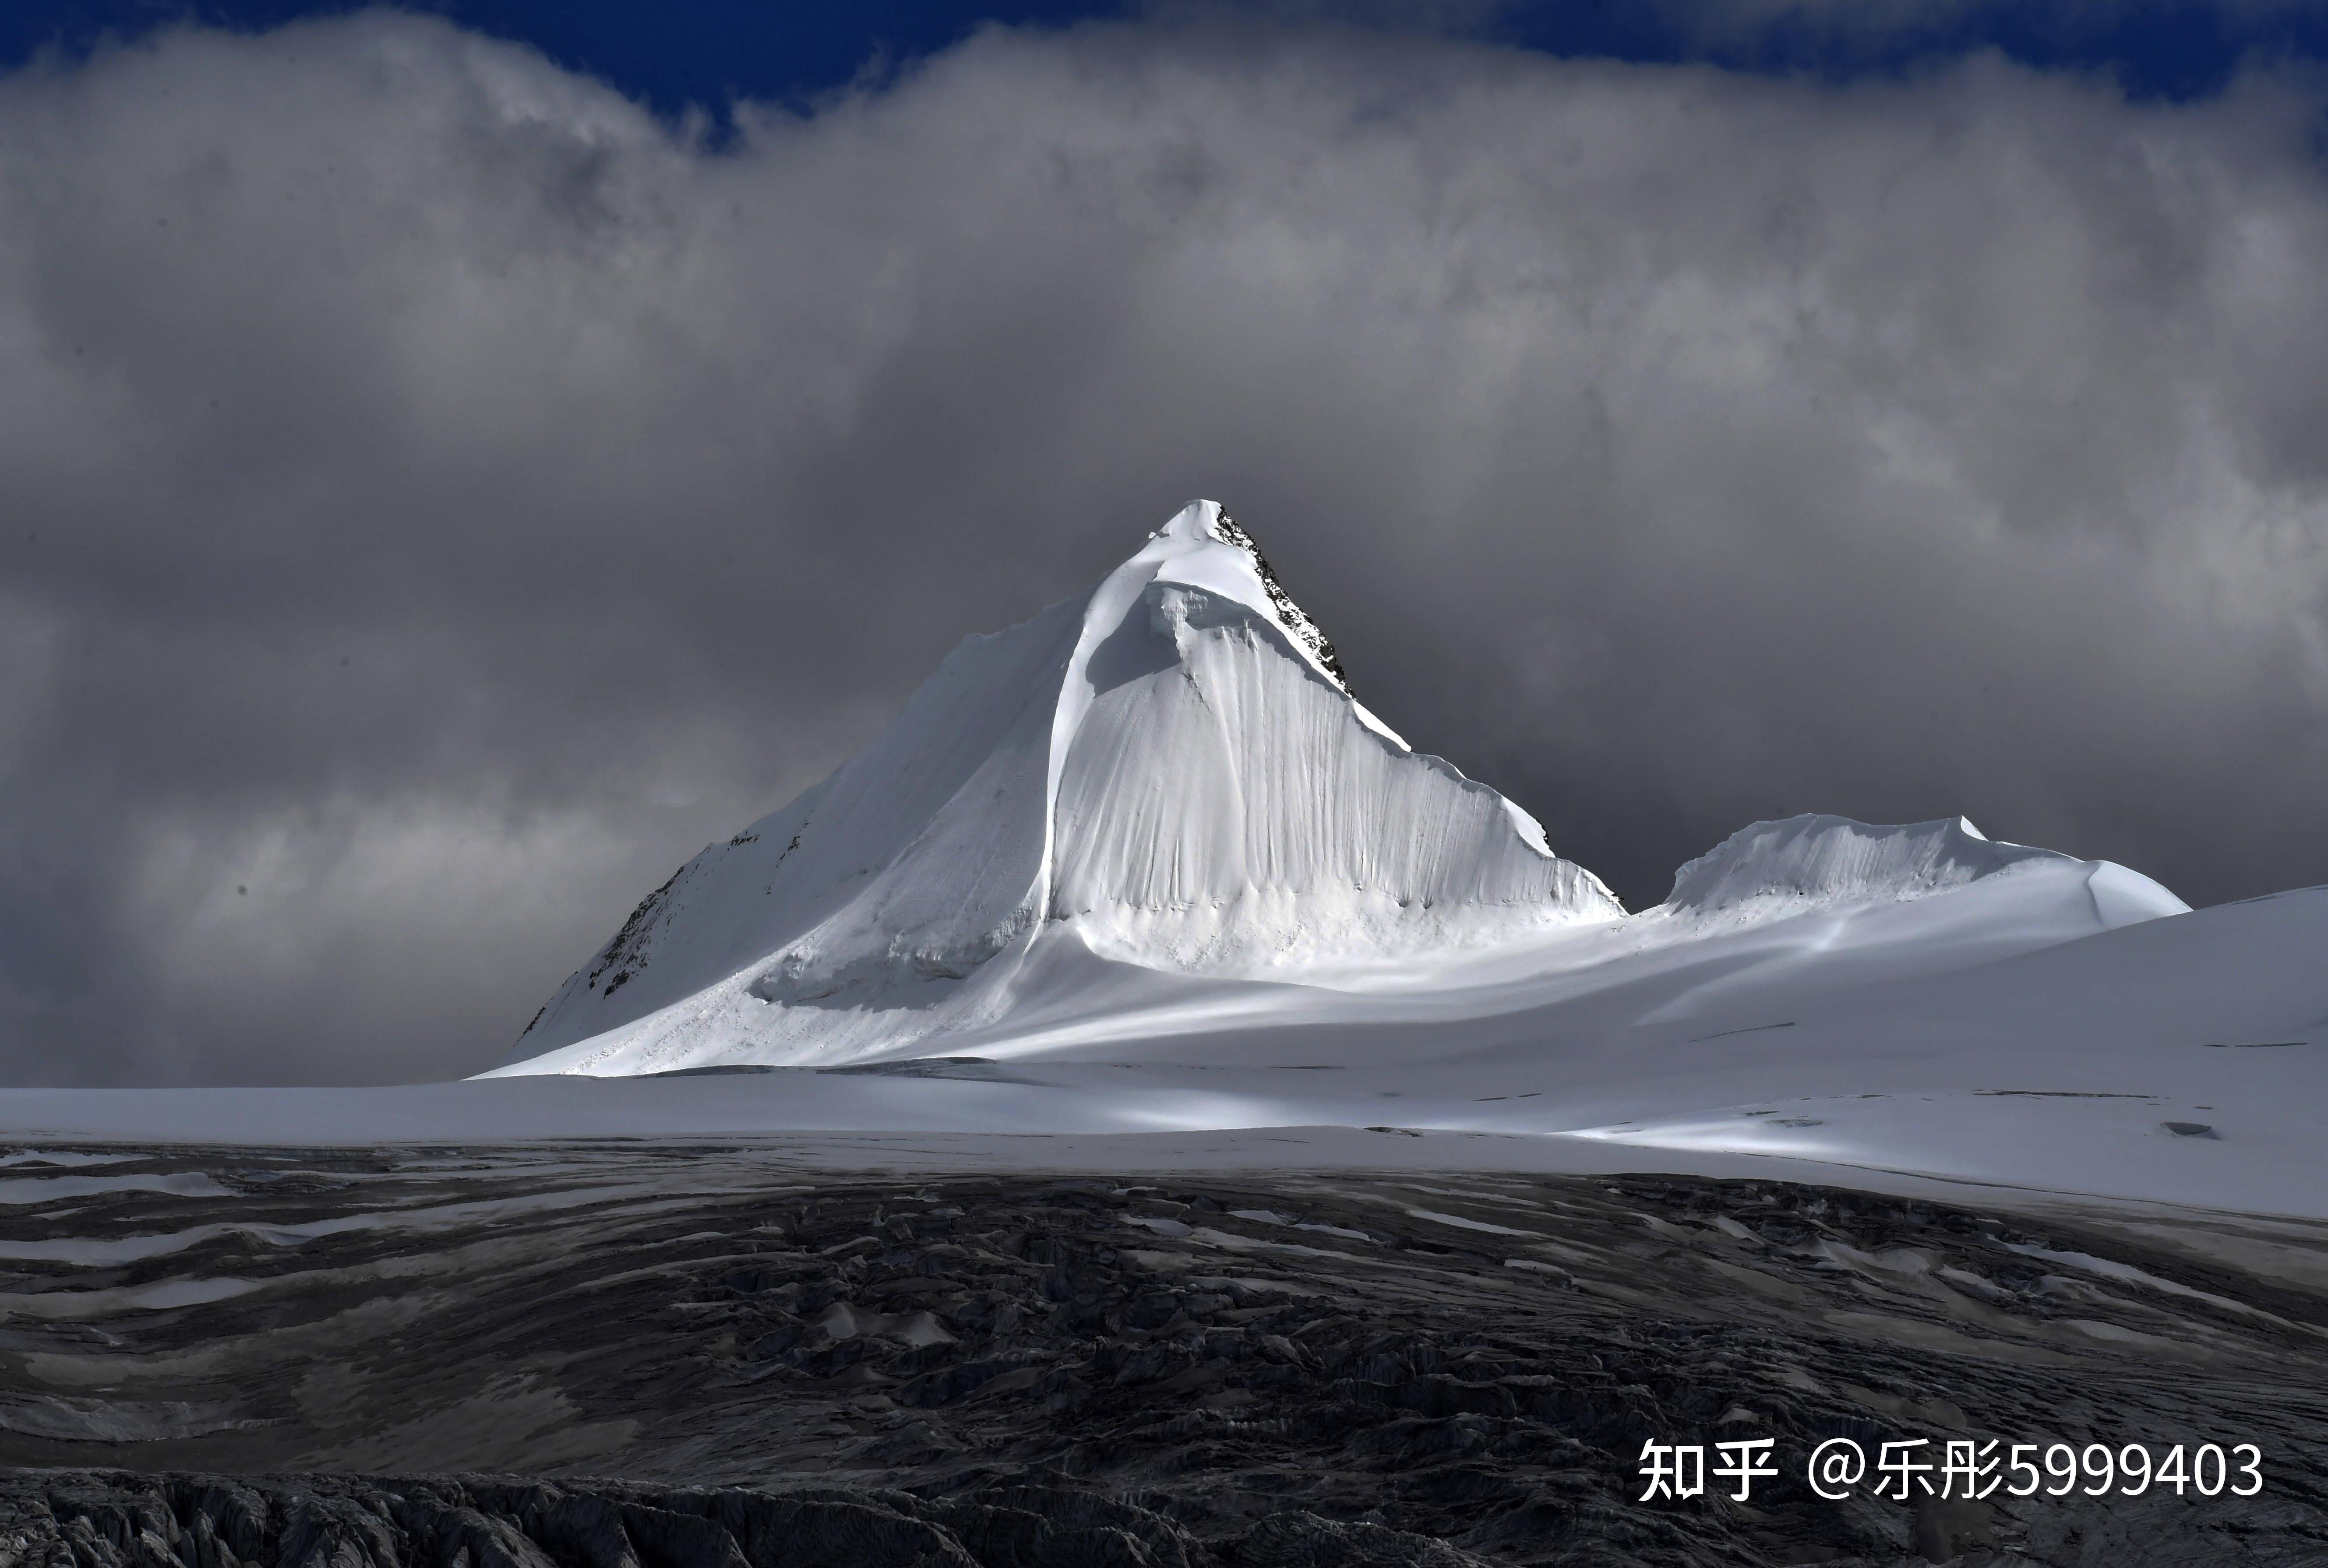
[3, 1472, 1487, 1568]
[0, 1145, 2324, 1565]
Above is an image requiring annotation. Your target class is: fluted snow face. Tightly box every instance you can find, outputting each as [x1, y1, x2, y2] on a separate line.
[1052, 578, 1619, 971]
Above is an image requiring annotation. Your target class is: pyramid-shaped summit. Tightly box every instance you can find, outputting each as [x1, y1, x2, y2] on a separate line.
[502, 501, 1622, 1075]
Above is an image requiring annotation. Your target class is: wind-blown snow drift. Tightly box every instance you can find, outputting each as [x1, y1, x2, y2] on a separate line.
[504, 502, 1620, 1073]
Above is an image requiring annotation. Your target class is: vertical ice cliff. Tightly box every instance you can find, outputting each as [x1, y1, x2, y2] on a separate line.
[1046, 503, 1621, 973]
[501, 501, 1621, 1073]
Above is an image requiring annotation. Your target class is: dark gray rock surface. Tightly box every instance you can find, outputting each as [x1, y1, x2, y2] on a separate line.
[0, 1144, 2323, 1565]
[0, 1471, 1492, 1568]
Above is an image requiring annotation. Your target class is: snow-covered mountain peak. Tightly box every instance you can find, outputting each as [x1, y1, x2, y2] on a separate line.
[1153, 497, 1226, 544]
[499, 502, 1620, 1075]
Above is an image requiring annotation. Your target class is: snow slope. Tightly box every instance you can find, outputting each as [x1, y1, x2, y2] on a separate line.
[8, 882, 2321, 1216]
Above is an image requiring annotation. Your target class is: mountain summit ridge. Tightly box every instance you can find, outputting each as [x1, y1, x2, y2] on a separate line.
[1199, 504, 1348, 689]
[496, 501, 2180, 1078]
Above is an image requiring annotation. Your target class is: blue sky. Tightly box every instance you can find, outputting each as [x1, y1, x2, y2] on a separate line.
[10, 0, 2328, 122]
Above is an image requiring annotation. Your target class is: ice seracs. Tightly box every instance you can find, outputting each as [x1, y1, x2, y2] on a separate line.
[1667, 813, 2053, 914]
[1656, 813, 2188, 929]
[501, 501, 1620, 1075]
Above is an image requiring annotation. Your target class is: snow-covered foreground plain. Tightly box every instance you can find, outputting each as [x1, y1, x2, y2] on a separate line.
[7, 503, 2321, 1219]
[6, 860, 2323, 1217]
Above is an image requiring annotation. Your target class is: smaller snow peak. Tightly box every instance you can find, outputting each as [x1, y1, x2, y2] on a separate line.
[1664, 813, 2062, 917]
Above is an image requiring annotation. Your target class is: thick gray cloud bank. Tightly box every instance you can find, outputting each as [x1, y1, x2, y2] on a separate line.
[3, 14, 2326, 1085]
